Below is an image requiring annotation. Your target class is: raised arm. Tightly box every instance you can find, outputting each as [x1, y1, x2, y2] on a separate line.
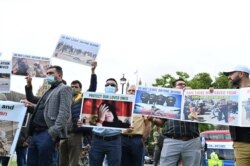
[87, 61, 97, 92]
[25, 75, 40, 103]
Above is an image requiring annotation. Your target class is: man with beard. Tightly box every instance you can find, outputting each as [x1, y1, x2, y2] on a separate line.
[223, 65, 250, 166]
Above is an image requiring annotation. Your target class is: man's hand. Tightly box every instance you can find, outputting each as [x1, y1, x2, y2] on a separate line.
[126, 126, 134, 133]
[91, 61, 97, 74]
[77, 118, 83, 127]
[20, 99, 34, 108]
[25, 75, 32, 87]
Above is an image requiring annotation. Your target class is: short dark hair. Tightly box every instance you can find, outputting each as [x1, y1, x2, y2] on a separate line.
[48, 65, 63, 76]
[71, 80, 82, 89]
[106, 78, 118, 86]
[172, 78, 185, 87]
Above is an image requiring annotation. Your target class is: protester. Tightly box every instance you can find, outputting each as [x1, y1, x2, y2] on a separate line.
[59, 61, 97, 166]
[21, 65, 72, 166]
[121, 85, 151, 166]
[152, 78, 201, 166]
[152, 126, 162, 166]
[223, 65, 250, 166]
[89, 78, 122, 166]
[210, 150, 219, 166]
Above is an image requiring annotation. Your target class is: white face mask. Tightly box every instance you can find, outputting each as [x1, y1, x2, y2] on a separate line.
[105, 85, 116, 93]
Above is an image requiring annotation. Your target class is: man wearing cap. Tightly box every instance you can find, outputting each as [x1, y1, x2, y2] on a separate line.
[223, 65, 250, 166]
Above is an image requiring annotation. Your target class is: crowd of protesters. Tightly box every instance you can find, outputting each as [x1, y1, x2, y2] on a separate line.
[1, 64, 250, 166]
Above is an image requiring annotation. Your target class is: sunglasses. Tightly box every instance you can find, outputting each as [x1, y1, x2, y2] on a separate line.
[105, 83, 116, 87]
[128, 89, 135, 92]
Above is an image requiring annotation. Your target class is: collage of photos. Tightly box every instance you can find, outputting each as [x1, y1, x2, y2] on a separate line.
[239, 87, 250, 126]
[0, 101, 27, 157]
[11, 53, 50, 78]
[81, 92, 134, 129]
[0, 60, 11, 93]
[183, 89, 239, 126]
[52, 35, 100, 66]
[133, 86, 183, 120]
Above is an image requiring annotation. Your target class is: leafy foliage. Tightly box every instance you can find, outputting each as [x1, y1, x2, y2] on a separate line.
[212, 72, 229, 89]
[188, 72, 213, 89]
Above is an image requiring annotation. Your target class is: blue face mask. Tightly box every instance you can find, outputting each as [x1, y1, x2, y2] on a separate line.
[46, 75, 56, 84]
[105, 85, 116, 93]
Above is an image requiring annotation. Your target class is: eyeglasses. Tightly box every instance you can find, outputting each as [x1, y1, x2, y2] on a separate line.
[105, 83, 116, 87]
[128, 89, 135, 92]
[176, 83, 186, 86]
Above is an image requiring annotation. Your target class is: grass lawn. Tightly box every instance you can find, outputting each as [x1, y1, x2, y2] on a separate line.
[0, 161, 17, 166]
[10, 161, 17, 166]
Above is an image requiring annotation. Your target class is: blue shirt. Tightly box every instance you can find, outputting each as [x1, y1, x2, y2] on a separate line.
[93, 127, 121, 136]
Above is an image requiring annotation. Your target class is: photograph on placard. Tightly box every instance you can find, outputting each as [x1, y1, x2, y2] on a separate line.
[133, 86, 183, 120]
[81, 92, 133, 129]
[0, 60, 11, 93]
[52, 35, 100, 66]
[239, 87, 250, 126]
[0, 101, 27, 157]
[183, 89, 239, 126]
[11, 53, 50, 78]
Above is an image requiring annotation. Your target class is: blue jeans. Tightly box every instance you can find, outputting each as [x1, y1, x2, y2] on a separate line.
[121, 135, 144, 166]
[89, 135, 121, 166]
[27, 130, 56, 166]
[16, 146, 28, 166]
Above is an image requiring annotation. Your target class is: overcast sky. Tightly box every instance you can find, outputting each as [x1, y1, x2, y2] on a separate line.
[1, 0, 250, 95]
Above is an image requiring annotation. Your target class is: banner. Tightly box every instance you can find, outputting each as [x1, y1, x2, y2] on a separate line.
[0, 60, 11, 93]
[81, 92, 133, 129]
[133, 86, 250, 127]
[52, 35, 100, 66]
[0, 101, 26, 157]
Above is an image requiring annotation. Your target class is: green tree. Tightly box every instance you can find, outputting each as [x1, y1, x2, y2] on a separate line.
[212, 72, 229, 89]
[152, 74, 174, 87]
[152, 71, 190, 87]
[188, 73, 213, 89]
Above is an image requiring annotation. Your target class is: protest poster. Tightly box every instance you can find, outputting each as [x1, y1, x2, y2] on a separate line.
[133, 86, 183, 120]
[183, 89, 239, 126]
[11, 53, 50, 78]
[0, 101, 26, 157]
[0, 60, 11, 93]
[81, 92, 133, 129]
[52, 35, 100, 66]
[239, 87, 250, 126]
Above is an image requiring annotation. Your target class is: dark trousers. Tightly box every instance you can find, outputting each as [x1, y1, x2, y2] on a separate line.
[121, 135, 144, 166]
[1, 157, 9, 166]
[16, 146, 28, 166]
[27, 130, 56, 166]
[89, 135, 121, 166]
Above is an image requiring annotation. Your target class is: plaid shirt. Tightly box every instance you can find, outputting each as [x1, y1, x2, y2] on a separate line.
[163, 119, 199, 138]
